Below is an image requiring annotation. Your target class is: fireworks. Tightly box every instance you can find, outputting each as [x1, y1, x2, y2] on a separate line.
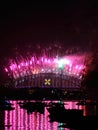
[5, 54, 85, 79]
[4, 45, 86, 88]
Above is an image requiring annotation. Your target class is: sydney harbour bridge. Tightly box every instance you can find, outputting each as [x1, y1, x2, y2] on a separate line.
[4, 46, 86, 100]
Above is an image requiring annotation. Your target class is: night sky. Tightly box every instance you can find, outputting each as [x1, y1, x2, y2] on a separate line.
[0, 1, 98, 82]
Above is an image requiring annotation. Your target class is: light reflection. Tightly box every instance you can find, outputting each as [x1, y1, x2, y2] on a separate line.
[4, 100, 83, 130]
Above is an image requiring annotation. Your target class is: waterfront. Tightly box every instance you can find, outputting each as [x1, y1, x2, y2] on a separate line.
[0, 100, 82, 130]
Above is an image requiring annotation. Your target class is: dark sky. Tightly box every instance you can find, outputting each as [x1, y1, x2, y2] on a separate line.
[0, 1, 98, 81]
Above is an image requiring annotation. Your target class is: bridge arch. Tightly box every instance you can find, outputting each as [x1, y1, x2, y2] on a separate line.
[14, 73, 81, 89]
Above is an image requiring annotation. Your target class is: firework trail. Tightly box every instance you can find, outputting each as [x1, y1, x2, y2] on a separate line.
[4, 44, 86, 88]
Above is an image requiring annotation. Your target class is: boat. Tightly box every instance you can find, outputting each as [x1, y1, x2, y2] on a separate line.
[47, 102, 83, 123]
[0, 97, 15, 110]
[18, 101, 46, 114]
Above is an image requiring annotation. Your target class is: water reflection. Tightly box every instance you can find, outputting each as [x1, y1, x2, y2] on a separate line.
[3, 100, 82, 130]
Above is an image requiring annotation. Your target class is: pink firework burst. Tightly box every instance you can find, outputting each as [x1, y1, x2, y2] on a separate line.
[5, 46, 86, 80]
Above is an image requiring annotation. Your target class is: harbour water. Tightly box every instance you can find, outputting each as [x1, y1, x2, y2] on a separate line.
[0, 100, 83, 130]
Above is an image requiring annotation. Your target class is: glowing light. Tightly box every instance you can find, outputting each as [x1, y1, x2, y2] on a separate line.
[57, 59, 65, 69]
[44, 79, 51, 85]
[21, 62, 24, 66]
[26, 62, 28, 66]
[18, 65, 20, 69]
[10, 65, 13, 71]
[64, 58, 70, 64]
[44, 58, 48, 63]
[53, 58, 58, 63]
[41, 69, 44, 72]
[5, 67, 8, 72]
[41, 57, 44, 62]
[48, 59, 51, 63]
[75, 65, 78, 69]
[30, 60, 32, 65]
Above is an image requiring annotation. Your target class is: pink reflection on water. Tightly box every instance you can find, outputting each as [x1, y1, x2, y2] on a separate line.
[4, 100, 83, 130]
[12, 101, 16, 130]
